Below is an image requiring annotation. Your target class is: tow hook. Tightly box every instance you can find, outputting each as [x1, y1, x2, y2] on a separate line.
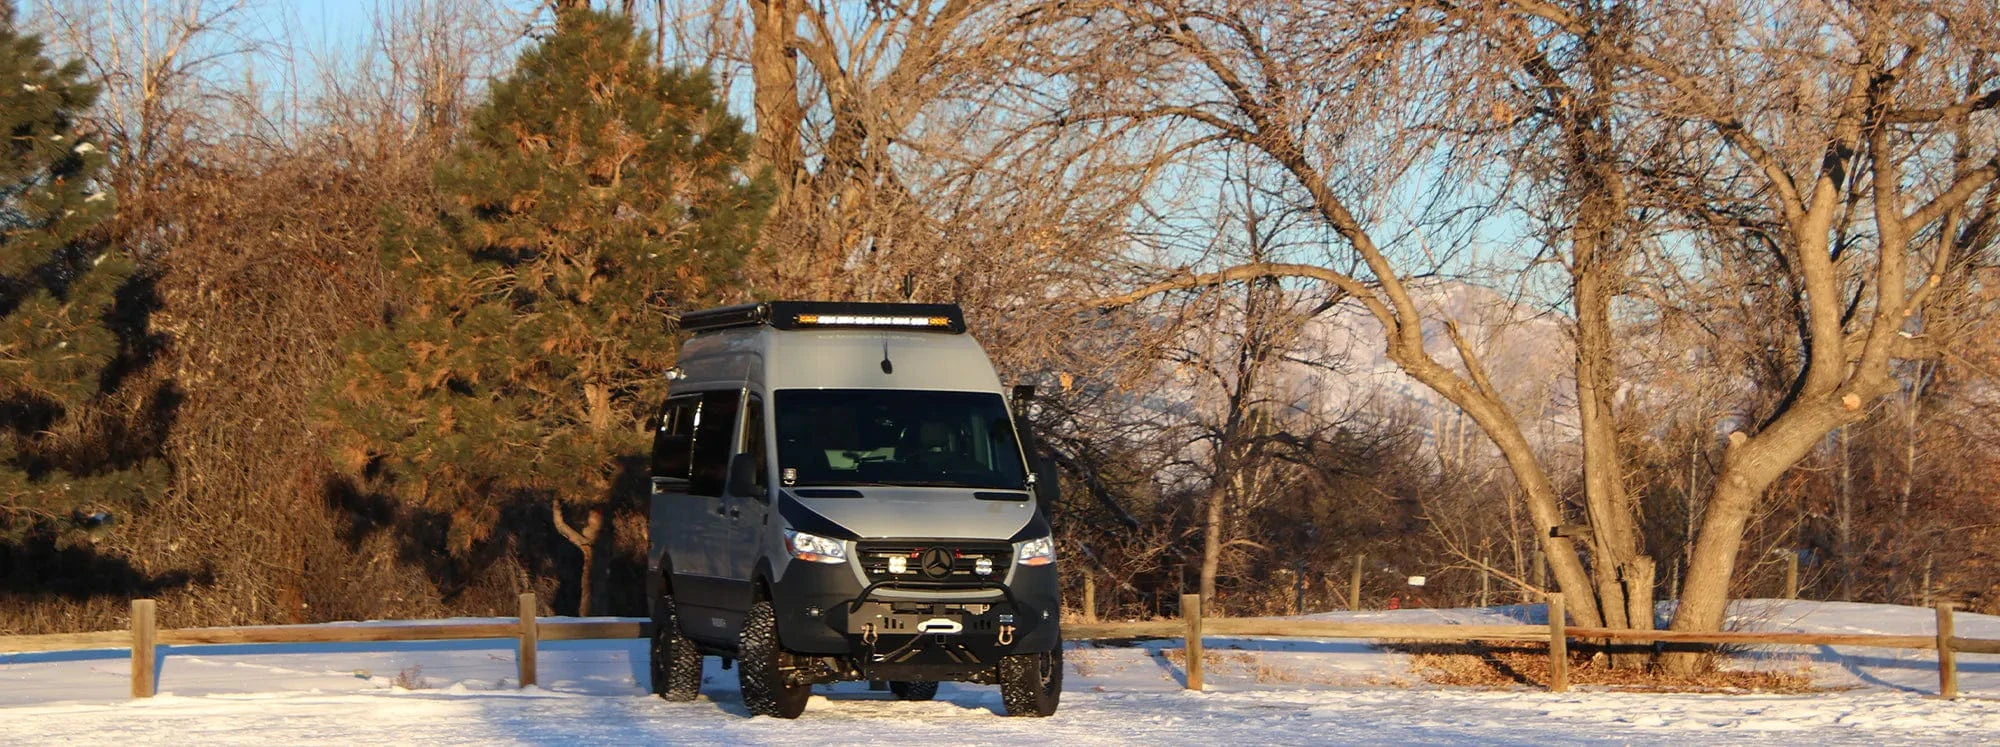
[862, 623, 878, 646]
[998, 624, 1015, 646]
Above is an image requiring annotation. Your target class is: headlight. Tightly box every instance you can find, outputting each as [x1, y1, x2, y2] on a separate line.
[1015, 535, 1055, 566]
[784, 529, 848, 564]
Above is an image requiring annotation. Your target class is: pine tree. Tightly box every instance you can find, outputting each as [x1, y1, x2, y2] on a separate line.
[323, 9, 769, 614]
[0, 7, 152, 542]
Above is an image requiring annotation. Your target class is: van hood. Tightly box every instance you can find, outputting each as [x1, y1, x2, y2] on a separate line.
[781, 487, 1038, 541]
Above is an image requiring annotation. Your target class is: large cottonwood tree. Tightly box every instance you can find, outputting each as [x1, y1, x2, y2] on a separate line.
[1071, 0, 1998, 671]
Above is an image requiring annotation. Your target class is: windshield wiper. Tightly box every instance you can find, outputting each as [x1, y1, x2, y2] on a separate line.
[891, 479, 1015, 489]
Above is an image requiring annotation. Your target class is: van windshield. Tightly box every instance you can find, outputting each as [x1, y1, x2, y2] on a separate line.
[774, 389, 1029, 490]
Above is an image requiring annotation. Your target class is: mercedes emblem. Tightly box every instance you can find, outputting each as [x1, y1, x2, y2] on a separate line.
[919, 547, 955, 579]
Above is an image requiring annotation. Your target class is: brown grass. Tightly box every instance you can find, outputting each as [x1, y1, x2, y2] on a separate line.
[1394, 640, 1822, 693]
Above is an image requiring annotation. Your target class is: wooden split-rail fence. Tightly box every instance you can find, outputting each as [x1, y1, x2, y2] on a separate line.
[2, 592, 1993, 699]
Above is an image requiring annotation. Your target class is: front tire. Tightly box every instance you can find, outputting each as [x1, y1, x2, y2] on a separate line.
[649, 592, 703, 702]
[890, 681, 939, 701]
[998, 647, 1063, 717]
[738, 599, 810, 718]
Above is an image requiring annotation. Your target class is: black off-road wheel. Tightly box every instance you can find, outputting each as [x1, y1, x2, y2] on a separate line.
[649, 592, 703, 702]
[738, 600, 811, 718]
[889, 681, 939, 701]
[998, 647, 1063, 717]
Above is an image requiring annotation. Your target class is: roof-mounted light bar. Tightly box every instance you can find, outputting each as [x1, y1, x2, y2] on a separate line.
[677, 301, 967, 334]
[794, 313, 952, 329]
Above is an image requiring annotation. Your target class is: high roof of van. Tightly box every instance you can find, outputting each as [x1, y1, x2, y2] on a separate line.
[671, 301, 1003, 394]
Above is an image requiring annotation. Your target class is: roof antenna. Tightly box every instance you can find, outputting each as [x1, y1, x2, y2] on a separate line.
[880, 341, 894, 375]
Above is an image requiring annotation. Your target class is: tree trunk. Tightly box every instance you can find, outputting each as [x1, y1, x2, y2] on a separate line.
[1561, 9, 1646, 652]
[1576, 265, 1640, 635]
[577, 544, 597, 617]
[584, 380, 613, 434]
[1664, 402, 1854, 672]
[1662, 477, 1757, 674]
[1199, 477, 1226, 608]
[1621, 556, 1656, 631]
[1574, 211, 1649, 667]
[552, 504, 605, 616]
[748, 0, 803, 194]
[1396, 354, 1605, 628]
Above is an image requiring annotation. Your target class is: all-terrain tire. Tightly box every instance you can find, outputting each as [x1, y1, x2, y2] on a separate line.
[738, 600, 810, 718]
[649, 593, 703, 701]
[998, 647, 1063, 717]
[889, 681, 939, 701]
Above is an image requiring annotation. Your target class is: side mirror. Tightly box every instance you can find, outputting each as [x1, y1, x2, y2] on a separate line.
[727, 453, 766, 501]
[1031, 453, 1059, 519]
[1012, 384, 1036, 404]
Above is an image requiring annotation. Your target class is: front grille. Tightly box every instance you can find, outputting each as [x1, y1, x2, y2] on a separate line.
[857, 541, 1013, 584]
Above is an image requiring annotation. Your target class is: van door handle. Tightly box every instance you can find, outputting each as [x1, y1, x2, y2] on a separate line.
[729, 506, 741, 519]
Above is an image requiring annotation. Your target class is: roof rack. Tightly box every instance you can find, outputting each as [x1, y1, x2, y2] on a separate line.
[677, 301, 967, 334]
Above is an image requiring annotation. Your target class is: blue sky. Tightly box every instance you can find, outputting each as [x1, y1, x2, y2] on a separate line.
[254, 0, 539, 51]
[254, 0, 381, 51]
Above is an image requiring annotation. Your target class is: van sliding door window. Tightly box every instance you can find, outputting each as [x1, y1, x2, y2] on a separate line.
[742, 396, 768, 494]
[652, 396, 699, 488]
[689, 389, 742, 497]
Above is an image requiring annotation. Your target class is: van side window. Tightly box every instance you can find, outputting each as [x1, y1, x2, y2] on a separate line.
[742, 395, 767, 494]
[689, 389, 741, 497]
[652, 395, 699, 486]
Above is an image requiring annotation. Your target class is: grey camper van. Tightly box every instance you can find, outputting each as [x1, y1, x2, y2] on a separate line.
[646, 301, 1062, 718]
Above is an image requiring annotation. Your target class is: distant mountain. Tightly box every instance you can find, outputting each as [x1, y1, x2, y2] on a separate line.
[1132, 280, 1583, 467]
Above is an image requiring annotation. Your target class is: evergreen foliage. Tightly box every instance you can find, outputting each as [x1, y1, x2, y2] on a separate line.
[323, 10, 767, 557]
[0, 7, 153, 540]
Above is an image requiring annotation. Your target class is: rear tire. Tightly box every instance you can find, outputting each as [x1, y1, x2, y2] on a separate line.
[998, 647, 1063, 717]
[738, 599, 810, 718]
[889, 680, 939, 701]
[649, 592, 703, 702]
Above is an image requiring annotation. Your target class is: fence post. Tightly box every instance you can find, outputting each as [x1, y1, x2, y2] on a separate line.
[1083, 576, 1098, 624]
[1936, 601, 1957, 700]
[1349, 554, 1365, 611]
[131, 599, 157, 699]
[518, 592, 539, 688]
[1546, 592, 1568, 693]
[1784, 551, 1799, 600]
[1181, 593, 1203, 691]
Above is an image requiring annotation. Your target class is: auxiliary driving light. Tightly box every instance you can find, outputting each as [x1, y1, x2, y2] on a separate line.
[975, 557, 994, 576]
[888, 555, 908, 574]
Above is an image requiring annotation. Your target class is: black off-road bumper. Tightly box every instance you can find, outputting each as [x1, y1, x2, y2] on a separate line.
[770, 558, 1061, 678]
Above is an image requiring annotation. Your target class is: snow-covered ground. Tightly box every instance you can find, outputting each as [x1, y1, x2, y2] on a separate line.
[2, 600, 1995, 744]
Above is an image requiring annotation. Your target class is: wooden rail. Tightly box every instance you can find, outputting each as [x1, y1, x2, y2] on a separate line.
[1561, 626, 1940, 649]
[1062, 619, 1551, 641]
[2, 595, 1992, 700]
[0, 630, 129, 654]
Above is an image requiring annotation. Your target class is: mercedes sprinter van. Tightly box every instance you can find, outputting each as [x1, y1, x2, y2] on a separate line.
[646, 301, 1062, 718]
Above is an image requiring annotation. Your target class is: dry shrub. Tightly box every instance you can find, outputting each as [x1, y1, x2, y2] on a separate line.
[391, 665, 430, 690]
[1397, 640, 1819, 693]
